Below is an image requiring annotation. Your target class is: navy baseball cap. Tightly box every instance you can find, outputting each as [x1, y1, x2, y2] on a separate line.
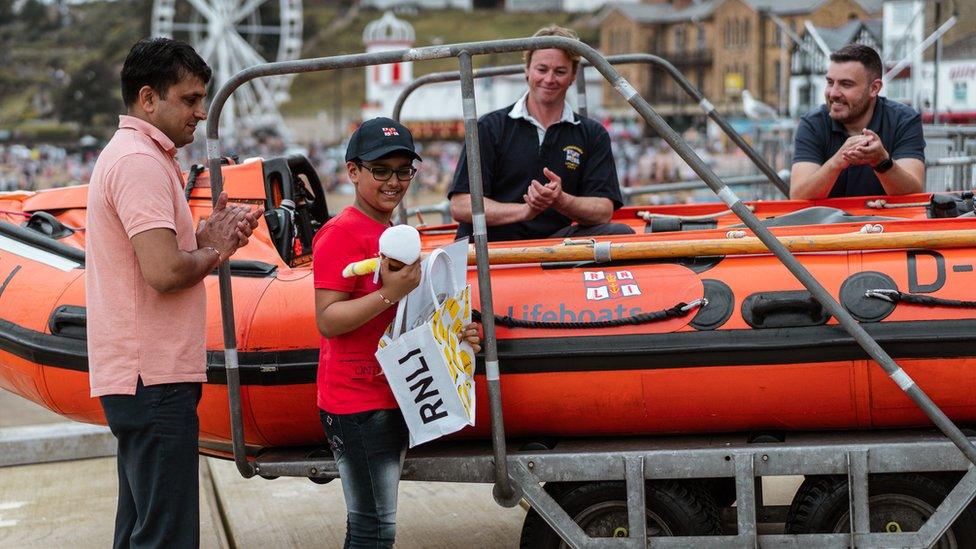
[345, 117, 422, 163]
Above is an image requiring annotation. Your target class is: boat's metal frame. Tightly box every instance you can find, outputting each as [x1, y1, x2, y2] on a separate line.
[204, 37, 976, 547]
[390, 53, 789, 225]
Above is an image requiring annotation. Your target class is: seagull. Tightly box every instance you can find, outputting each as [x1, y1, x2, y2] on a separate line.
[742, 90, 778, 120]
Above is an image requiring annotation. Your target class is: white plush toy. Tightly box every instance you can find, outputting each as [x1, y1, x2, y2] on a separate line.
[342, 224, 422, 281]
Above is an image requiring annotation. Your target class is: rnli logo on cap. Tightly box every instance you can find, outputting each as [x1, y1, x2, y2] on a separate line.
[582, 270, 642, 301]
[563, 145, 582, 170]
[382, 127, 399, 136]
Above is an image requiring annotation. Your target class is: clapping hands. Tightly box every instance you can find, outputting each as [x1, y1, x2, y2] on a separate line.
[197, 191, 264, 261]
[841, 129, 888, 168]
[523, 167, 564, 216]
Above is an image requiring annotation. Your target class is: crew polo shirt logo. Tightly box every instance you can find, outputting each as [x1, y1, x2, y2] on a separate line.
[563, 145, 582, 170]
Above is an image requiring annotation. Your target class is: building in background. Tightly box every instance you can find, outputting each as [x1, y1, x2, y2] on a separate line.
[923, 0, 974, 54]
[919, 33, 976, 124]
[359, 11, 606, 140]
[787, 0, 974, 118]
[361, 1, 973, 137]
[789, 18, 882, 116]
[598, 0, 882, 128]
[361, 11, 415, 121]
[883, 0, 925, 105]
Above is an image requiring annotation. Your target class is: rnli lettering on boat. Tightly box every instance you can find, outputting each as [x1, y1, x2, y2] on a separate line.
[583, 270, 642, 300]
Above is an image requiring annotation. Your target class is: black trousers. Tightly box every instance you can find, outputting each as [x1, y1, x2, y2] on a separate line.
[100, 379, 202, 549]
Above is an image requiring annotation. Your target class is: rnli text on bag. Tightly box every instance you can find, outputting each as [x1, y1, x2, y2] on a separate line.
[399, 347, 447, 424]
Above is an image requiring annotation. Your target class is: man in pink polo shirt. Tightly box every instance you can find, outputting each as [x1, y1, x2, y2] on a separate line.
[87, 38, 262, 548]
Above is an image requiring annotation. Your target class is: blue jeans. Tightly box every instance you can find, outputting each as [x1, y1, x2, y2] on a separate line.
[100, 379, 202, 549]
[320, 408, 409, 549]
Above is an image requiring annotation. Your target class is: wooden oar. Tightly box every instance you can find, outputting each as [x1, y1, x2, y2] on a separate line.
[465, 229, 976, 265]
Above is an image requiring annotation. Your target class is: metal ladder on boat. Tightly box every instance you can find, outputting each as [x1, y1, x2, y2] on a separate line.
[203, 37, 976, 548]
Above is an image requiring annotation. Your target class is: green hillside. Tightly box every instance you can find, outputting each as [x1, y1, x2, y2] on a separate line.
[0, 0, 153, 139]
[0, 0, 595, 141]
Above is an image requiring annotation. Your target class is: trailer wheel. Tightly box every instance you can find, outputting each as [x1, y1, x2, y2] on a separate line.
[701, 478, 736, 507]
[785, 473, 976, 547]
[519, 480, 719, 548]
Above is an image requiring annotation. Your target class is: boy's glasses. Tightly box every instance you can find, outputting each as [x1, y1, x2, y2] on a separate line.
[357, 163, 418, 182]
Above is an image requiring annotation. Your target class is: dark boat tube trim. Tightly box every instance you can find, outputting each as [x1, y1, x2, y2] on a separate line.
[0, 221, 278, 277]
[4, 318, 975, 385]
[0, 221, 85, 265]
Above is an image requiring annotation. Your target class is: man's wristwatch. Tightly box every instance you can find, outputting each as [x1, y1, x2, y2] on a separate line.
[873, 156, 894, 173]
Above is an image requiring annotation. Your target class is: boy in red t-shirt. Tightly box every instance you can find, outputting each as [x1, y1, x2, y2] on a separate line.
[313, 117, 480, 548]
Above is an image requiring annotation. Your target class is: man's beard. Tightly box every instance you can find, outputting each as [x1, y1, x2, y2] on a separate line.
[828, 94, 871, 124]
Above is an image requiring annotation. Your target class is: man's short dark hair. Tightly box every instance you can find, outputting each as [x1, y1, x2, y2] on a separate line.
[121, 38, 212, 107]
[830, 43, 882, 81]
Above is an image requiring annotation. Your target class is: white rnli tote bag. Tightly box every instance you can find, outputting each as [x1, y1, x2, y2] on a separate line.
[375, 247, 475, 447]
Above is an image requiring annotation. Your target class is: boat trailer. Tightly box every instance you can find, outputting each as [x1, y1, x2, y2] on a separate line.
[203, 37, 976, 548]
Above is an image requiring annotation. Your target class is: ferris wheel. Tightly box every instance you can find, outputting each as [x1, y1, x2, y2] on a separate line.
[151, 0, 302, 142]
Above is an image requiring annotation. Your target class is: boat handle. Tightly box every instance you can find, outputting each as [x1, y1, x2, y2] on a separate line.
[750, 295, 825, 325]
[48, 305, 87, 339]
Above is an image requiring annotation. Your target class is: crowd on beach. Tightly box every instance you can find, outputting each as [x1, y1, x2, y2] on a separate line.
[0, 143, 99, 192]
[1, 129, 765, 202]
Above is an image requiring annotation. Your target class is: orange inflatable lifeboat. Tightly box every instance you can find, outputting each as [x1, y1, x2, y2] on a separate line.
[3, 154, 976, 457]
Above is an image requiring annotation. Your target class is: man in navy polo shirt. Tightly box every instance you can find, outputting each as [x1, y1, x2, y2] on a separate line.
[448, 25, 634, 241]
[790, 43, 925, 199]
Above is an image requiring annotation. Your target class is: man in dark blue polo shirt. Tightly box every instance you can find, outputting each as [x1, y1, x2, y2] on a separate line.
[791, 43, 925, 199]
[448, 25, 633, 241]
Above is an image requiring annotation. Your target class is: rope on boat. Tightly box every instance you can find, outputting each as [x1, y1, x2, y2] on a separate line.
[865, 199, 930, 209]
[635, 204, 754, 222]
[473, 298, 706, 330]
[185, 164, 205, 201]
[866, 289, 976, 308]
